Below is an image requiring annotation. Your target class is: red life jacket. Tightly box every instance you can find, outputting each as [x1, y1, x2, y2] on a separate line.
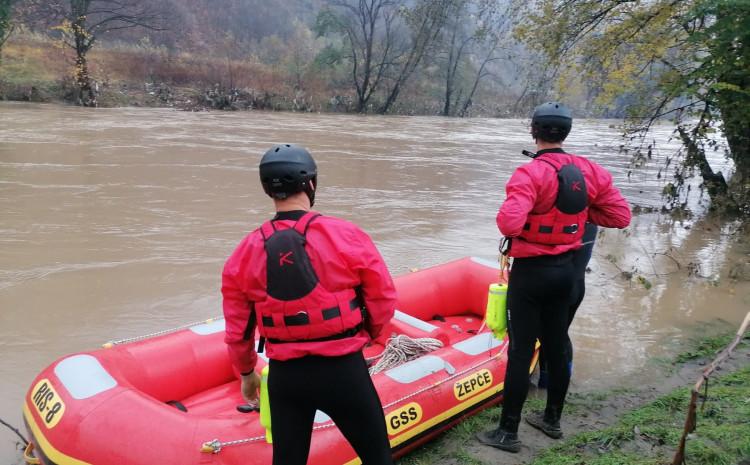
[254, 212, 364, 343]
[518, 155, 589, 246]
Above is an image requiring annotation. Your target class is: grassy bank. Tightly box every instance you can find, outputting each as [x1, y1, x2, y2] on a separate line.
[532, 367, 750, 465]
[0, 33, 343, 111]
[398, 331, 750, 465]
[0, 33, 518, 115]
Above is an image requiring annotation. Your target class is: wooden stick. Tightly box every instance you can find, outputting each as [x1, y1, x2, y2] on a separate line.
[671, 311, 750, 465]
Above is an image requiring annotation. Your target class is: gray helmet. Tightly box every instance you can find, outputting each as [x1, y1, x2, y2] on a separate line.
[259, 144, 317, 205]
[531, 102, 573, 142]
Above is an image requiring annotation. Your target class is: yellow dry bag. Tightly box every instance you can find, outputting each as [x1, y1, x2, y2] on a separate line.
[485, 283, 508, 340]
[259, 365, 272, 443]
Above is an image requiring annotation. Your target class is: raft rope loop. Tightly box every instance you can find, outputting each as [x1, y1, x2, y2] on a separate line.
[367, 334, 444, 375]
[102, 316, 223, 348]
[201, 348, 505, 454]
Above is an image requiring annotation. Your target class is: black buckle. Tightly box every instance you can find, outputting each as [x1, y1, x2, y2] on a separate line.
[284, 312, 310, 326]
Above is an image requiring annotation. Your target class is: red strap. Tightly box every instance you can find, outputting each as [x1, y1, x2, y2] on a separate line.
[535, 155, 562, 171]
[293, 211, 322, 236]
[260, 212, 320, 240]
[260, 221, 276, 241]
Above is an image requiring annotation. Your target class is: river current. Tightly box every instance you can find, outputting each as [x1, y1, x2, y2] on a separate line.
[1, 103, 747, 462]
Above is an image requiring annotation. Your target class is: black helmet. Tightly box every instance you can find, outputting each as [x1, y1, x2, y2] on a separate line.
[259, 144, 318, 205]
[531, 102, 572, 142]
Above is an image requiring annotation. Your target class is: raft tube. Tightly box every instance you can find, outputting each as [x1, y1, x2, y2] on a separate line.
[22, 257, 539, 465]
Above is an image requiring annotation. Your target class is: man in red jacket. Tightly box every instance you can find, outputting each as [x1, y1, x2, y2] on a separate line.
[477, 102, 631, 452]
[222, 144, 396, 465]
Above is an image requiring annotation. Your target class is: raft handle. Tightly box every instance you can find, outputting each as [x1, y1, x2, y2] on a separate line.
[23, 442, 41, 465]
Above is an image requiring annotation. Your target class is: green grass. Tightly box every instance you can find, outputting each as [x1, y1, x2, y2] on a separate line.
[398, 330, 749, 465]
[530, 367, 750, 465]
[673, 334, 737, 363]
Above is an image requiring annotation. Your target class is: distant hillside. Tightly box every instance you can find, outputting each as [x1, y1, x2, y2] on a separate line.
[3, 0, 613, 117]
[108, 0, 326, 51]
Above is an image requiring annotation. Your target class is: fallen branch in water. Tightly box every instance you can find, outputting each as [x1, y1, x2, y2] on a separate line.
[671, 311, 750, 465]
[0, 416, 29, 447]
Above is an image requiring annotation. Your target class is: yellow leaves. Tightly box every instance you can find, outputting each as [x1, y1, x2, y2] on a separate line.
[521, 0, 696, 107]
[51, 20, 73, 35]
[555, 67, 586, 103]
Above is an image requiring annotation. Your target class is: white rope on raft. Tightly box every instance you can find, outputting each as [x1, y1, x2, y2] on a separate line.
[366, 334, 444, 375]
[102, 316, 224, 348]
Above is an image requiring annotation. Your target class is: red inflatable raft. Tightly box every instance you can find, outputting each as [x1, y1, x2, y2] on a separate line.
[22, 257, 538, 465]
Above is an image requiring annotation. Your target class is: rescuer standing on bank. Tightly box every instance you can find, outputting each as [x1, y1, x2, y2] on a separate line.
[222, 144, 396, 465]
[477, 103, 631, 452]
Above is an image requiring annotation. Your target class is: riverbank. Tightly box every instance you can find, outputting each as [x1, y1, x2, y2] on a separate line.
[0, 35, 314, 112]
[399, 330, 750, 465]
[0, 34, 519, 115]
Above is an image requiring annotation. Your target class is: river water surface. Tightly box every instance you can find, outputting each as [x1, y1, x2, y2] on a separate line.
[0, 103, 748, 462]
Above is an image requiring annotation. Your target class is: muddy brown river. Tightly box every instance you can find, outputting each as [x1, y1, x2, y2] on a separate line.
[1, 102, 748, 462]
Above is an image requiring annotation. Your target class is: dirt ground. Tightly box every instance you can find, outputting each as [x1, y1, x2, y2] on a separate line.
[416, 343, 750, 465]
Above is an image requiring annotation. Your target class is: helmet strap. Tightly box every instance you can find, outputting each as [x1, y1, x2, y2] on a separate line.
[303, 179, 316, 208]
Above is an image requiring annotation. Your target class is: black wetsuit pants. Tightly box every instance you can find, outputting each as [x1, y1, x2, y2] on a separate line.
[268, 351, 394, 465]
[538, 223, 598, 372]
[499, 252, 575, 432]
[537, 277, 585, 370]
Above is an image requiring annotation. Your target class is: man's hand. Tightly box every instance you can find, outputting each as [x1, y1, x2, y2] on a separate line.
[241, 371, 261, 403]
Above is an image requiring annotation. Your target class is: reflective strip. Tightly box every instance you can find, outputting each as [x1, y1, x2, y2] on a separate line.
[22, 404, 93, 465]
[189, 319, 226, 335]
[469, 257, 501, 270]
[314, 410, 331, 424]
[453, 332, 504, 356]
[385, 355, 445, 384]
[393, 310, 438, 333]
[54, 355, 117, 400]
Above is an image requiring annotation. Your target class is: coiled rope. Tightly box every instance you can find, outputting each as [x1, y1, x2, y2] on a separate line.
[367, 334, 444, 374]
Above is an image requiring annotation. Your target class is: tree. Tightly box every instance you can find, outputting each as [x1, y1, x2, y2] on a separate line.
[24, 0, 167, 106]
[285, 19, 318, 91]
[316, 0, 450, 114]
[438, 0, 516, 117]
[378, 0, 451, 114]
[520, 0, 750, 215]
[315, 0, 401, 113]
[0, 0, 14, 62]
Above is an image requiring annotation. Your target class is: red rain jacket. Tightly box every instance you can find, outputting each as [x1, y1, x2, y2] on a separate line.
[222, 211, 397, 374]
[497, 150, 631, 258]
